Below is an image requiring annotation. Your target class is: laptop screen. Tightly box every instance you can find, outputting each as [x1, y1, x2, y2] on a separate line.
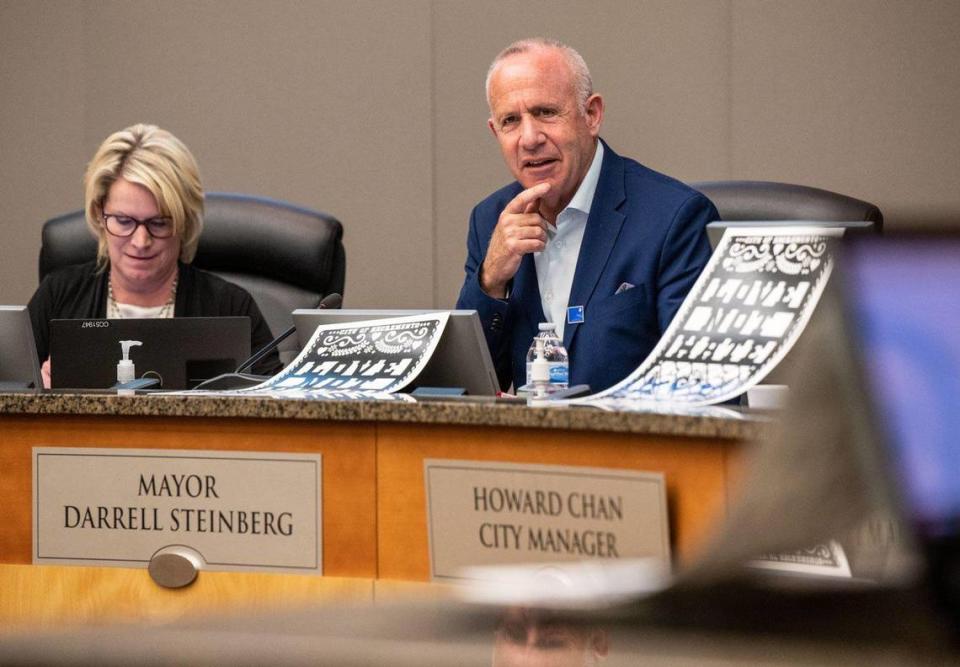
[49, 317, 251, 390]
[842, 236, 960, 538]
[0, 305, 43, 390]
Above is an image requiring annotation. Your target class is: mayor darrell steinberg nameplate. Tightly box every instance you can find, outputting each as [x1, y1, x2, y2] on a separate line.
[425, 459, 669, 581]
[33, 447, 322, 574]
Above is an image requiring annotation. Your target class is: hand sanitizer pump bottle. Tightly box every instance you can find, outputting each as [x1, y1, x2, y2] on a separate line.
[117, 340, 142, 395]
[530, 337, 550, 399]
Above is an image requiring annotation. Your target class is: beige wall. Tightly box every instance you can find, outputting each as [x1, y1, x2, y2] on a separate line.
[2, 0, 959, 310]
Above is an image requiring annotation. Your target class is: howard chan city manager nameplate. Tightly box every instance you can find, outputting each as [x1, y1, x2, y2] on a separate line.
[424, 459, 669, 581]
[33, 447, 322, 574]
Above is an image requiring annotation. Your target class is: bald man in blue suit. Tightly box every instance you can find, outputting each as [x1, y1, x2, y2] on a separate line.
[456, 38, 718, 393]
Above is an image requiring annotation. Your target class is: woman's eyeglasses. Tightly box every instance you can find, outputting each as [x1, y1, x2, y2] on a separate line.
[102, 212, 174, 239]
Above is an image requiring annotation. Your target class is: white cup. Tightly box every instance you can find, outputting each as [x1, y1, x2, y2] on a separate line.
[746, 384, 789, 410]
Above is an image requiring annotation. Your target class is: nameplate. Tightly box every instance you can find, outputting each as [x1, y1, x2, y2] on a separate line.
[33, 447, 322, 574]
[424, 459, 669, 581]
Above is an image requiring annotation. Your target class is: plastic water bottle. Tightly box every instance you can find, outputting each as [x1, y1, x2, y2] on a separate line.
[525, 323, 569, 393]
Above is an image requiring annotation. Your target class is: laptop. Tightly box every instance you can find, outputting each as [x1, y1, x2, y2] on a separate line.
[0, 306, 43, 391]
[292, 309, 500, 396]
[49, 317, 251, 390]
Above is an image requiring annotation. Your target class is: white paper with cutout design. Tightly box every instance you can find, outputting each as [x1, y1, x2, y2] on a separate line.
[577, 227, 841, 409]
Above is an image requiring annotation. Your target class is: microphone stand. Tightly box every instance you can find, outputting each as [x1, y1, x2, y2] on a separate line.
[234, 325, 296, 374]
[234, 292, 343, 374]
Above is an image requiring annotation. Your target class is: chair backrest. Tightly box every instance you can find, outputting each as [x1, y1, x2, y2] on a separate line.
[691, 180, 883, 231]
[38, 193, 345, 357]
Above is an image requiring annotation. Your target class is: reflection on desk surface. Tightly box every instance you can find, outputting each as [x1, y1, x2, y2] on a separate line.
[493, 607, 609, 667]
[1, 582, 955, 666]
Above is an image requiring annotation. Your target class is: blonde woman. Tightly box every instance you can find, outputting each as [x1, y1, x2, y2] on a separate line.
[29, 124, 280, 386]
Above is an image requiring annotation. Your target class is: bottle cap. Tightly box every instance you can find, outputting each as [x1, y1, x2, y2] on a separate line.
[538, 322, 556, 331]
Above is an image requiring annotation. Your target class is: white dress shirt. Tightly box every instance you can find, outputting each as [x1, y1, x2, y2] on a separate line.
[534, 141, 604, 340]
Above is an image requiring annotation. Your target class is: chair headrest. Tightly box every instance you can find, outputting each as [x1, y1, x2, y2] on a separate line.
[38, 193, 344, 292]
[692, 180, 884, 231]
[39, 210, 97, 280]
[196, 193, 342, 291]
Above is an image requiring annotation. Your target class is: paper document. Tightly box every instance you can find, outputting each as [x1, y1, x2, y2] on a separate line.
[577, 227, 840, 409]
[182, 312, 448, 400]
[748, 541, 852, 578]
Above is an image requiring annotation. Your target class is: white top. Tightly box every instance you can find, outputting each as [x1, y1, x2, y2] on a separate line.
[534, 141, 604, 340]
[113, 303, 172, 319]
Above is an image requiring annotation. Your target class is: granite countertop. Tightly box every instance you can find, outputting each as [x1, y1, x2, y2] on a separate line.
[0, 392, 768, 440]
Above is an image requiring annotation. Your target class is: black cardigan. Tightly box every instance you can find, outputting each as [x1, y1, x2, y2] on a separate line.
[28, 261, 281, 376]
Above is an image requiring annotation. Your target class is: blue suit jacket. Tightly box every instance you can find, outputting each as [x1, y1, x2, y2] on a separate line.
[456, 141, 718, 393]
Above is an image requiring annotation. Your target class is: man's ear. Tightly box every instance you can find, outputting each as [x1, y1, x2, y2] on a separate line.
[488, 117, 498, 138]
[584, 94, 604, 137]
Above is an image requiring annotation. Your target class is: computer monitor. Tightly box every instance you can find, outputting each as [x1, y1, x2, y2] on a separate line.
[49, 317, 251, 390]
[292, 309, 500, 395]
[0, 306, 43, 391]
[706, 220, 877, 249]
[839, 233, 960, 631]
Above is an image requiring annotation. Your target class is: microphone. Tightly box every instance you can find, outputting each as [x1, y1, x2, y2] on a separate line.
[316, 292, 343, 310]
[234, 293, 342, 374]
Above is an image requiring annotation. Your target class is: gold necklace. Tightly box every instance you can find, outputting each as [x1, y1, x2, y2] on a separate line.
[108, 276, 178, 319]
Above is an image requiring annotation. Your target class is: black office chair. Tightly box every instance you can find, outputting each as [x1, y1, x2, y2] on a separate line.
[39, 193, 345, 360]
[692, 180, 884, 231]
